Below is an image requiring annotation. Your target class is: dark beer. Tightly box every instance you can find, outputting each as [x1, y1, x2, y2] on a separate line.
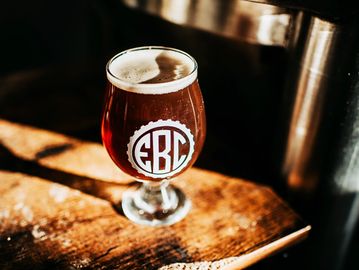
[101, 47, 206, 181]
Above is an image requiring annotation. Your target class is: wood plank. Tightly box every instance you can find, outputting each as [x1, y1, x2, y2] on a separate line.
[0, 119, 310, 269]
[0, 118, 127, 184]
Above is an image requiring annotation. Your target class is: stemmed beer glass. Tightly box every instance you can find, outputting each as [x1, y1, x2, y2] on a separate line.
[101, 46, 206, 226]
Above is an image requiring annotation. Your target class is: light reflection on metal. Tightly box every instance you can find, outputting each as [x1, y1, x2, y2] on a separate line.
[334, 84, 359, 193]
[282, 17, 339, 192]
[160, 0, 191, 24]
[121, 0, 293, 47]
[283, 15, 359, 196]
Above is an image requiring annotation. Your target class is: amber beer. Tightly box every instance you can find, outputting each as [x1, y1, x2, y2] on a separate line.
[101, 47, 206, 181]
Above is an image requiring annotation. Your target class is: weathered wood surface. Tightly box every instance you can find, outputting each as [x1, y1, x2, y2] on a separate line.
[0, 119, 310, 269]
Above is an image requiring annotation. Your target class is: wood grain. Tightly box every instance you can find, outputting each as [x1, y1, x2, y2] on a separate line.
[0, 119, 310, 269]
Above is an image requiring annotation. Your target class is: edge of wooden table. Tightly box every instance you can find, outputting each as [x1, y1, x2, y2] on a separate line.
[223, 225, 311, 269]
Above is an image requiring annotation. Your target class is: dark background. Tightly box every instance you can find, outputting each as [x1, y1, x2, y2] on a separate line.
[1, 0, 358, 269]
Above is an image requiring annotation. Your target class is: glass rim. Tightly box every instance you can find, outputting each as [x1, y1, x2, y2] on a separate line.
[106, 46, 198, 94]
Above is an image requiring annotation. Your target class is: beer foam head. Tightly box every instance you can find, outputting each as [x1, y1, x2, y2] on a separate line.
[107, 46, 197, 94]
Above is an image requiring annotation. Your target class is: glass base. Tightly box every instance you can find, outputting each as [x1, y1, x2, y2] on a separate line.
[121, 181, 191, 226]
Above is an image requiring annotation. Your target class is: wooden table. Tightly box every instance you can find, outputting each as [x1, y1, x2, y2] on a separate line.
[0, 119, 310, 269]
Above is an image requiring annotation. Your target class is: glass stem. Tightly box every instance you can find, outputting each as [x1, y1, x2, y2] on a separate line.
[121, 178, 190, 226]
[135, 180, 174, 213]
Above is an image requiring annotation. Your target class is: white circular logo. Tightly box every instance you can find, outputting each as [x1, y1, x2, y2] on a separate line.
[127, 119, 195, 178]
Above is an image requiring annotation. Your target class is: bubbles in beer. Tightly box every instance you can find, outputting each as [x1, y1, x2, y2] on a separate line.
[107, 47, 197, 94]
